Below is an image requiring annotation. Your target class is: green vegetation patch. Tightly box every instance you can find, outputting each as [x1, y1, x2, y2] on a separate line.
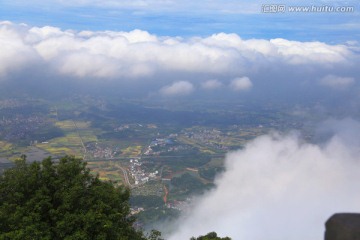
[0, 141, 12, 153]
[0, 156, 146, 240]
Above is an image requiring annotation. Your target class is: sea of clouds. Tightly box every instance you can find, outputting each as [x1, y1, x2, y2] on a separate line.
[167, 118, 360, 240]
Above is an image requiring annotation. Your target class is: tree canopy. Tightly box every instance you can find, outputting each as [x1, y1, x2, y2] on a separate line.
[0, 155, 145, 240]
[191, 232, 231, 240]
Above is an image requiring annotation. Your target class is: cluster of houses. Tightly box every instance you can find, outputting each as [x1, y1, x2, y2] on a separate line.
[143, 135, 184, 156]
[86, 142, 118, 159]
[129, 158, 158, 185]
[0, 115, 46, 141]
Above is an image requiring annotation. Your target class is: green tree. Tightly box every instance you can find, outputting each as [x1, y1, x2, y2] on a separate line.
[147, 230, 164, 240]
[190, 232, 231, 240]
[0, 155, 146, 240]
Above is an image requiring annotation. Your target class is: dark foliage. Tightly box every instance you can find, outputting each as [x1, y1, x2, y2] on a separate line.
[191, 232, 231, 240]
[130, 195, 164, 208]
[0, 155, 146, 240]
[160, 148, 211, 168]
[199, 167, 224, 181]
[171, 173, 214, 196]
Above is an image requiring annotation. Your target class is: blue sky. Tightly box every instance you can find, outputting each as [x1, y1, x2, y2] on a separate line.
[0, 0, 359, 42]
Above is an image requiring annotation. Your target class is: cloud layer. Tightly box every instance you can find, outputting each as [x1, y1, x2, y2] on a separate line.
[168, 119, 360, 240]
[160, 81, 194, 96]
[230, 77, 252, 91]
[0, 21, 359, 98]
[201, 79, 223, 90]
[319, 75, 355, 89]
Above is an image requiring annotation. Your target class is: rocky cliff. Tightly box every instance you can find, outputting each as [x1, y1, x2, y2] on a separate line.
[325, 213, 360, 240]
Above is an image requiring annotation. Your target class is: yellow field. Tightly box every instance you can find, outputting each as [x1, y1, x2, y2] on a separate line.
[80, 131, 98, 143]
[55, 120, 97, 145]
[177, 136, 212, 152]
[0, 141, 12, 151]
[55, 120, 75, 130]
[55, 120, 91, 130]
[122, 145, 142, 156]
[73, 121, 91, 129]
[89, 163, 124, 184]
[201, 149, 216, 154]
[36, 133, 83, 157]
[34, 119, 97, 158]
[36, 143, 77, 156]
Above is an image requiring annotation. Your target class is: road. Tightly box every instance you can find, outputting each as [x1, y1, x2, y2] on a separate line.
[85, 153, 226, 162]
[72, 120, 87, 160]
[115, 162, 132, 187]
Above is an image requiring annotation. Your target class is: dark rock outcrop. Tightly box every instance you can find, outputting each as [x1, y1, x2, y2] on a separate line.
[325, 213, 360, 240]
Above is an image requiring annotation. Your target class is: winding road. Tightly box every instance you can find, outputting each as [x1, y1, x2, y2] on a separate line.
[115, 162, 132, 187]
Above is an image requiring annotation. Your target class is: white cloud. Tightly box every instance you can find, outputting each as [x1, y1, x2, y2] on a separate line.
[0, 23, 41, 77]
[0, 22, 356, 80]
[319, 75, 355, 89]
[0, 21, 359, 100]
[201, 79, 223, 90]
[160, 81, 194, 96]
[270, 38, 351, 65]
[230, 77, 253, 91]
[168, 119, 360, 240]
